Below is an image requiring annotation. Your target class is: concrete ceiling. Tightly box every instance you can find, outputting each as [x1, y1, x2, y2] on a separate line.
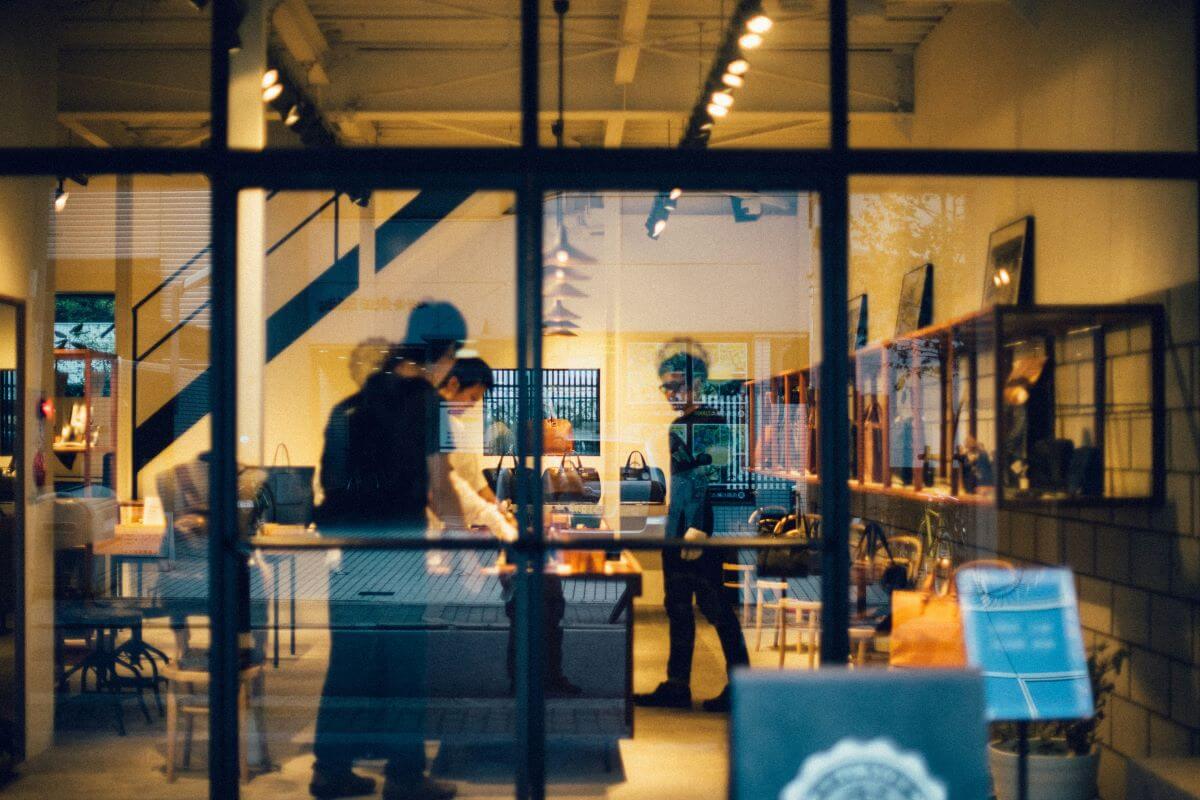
[54, 0, 969, 149]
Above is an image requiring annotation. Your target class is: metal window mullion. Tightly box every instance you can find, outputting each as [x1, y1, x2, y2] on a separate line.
[208, 2, 241, 797]
[515, 0, 546, 798]
[818, 0, 851, 665]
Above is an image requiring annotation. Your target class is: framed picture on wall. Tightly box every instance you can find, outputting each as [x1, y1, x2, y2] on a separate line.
[848, 294, 868, 351]
[982, 216, 1034, 308]
[895, 262, 934, 336]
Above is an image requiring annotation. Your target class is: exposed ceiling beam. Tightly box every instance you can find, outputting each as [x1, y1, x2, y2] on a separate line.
[603, 116, 626, 148]
[273, 0, 331, 85]
[614, 0, 652, 85]
[58, 117, 111, 148]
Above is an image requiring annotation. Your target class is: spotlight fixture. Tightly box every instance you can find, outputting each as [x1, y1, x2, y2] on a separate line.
[53, 179, 68, 213]
[746, 14, 773, 34]
[722, 72, 745, 88]
[738, 32, 763, 49]
[727, 59, 750, 75]
[669, 187, 683, 201]
[706, 102, 729, 118]
[652, 219, 667, 237]
[262, 83, 283, 102]
[285, 104, 301, 127]
[711, 91, 734, 108]
[261, 69, 279, 90]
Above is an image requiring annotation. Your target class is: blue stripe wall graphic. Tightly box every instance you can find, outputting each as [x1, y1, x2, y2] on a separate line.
[135, 189, 474, 478]
[373, 189, 475, 272]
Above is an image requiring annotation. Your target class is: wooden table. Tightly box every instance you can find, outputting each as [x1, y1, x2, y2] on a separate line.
[94, 525, 166, 598]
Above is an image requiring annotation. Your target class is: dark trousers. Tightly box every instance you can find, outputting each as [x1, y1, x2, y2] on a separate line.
[502, 575, 567, 685]
[313, 558, 428, 781]
[662, 553, 750, 685]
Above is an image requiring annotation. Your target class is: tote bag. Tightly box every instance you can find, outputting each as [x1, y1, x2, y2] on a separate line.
[263, 444, 315, 525]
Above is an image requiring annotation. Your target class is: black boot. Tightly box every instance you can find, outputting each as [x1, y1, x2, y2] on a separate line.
[701, 685, 732, 713]
[310, 769, 377, 799]
[633, 680, 692, 709]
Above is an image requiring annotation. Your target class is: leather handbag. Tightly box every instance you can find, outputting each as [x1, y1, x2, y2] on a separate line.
[756, 512, 821, 578]
[543, 416, 575, 456]
[619, 451, 666, 504]
[542, 451, 602, 504]
[484, 451, 534, 503]
[263, 444, 315, 525]
[889, 559, 1013, 669]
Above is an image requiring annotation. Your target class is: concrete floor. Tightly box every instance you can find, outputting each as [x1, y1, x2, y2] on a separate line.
[1, 600, 805, 800]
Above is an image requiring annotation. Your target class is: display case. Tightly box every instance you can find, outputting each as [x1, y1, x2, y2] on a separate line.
[749, 304, 1164, 507]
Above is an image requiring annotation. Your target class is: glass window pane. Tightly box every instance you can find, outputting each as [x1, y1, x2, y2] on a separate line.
[5, 175, 210, 793]
[57, 5, 211, 148]
[849, 1, 1198, 151]
[235, 188, 520, 796]
[262, 1, 522, 149]
[543, 1, 830, 149]
[540, 189, 818, 795]
[848, 175, 1197, 800]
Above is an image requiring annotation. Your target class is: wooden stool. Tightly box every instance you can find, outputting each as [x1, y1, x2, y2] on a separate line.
[162, 660, 268, 783]
[849, 627, 876, 669]
[784, 600, 822, 669]
[722, 563, 756, 625]
[754, 579, 789, 652]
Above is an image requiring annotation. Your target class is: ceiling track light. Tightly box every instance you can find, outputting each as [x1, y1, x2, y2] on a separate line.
[746, 14, 773, 34]
[54, 179, 68, 213]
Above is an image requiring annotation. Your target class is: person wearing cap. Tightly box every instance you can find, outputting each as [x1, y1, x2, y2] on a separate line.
[311, 301, 467, 800]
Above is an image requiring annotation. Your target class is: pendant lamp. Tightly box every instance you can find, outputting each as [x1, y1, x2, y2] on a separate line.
[544, 299, 581, 323]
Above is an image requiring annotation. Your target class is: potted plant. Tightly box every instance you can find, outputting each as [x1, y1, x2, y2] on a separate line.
[988, 643, 1128, 800]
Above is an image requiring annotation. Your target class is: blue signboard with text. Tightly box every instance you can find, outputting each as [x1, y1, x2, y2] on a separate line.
[956, 566, 1092, 722]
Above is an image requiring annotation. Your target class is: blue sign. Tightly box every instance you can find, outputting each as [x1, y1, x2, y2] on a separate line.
[956, 566, 1092, 722]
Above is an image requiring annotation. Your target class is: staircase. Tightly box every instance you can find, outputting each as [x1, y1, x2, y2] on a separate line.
[131, 189, 475, 495]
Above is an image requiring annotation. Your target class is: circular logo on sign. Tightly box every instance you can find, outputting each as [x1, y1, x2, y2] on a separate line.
[778, 738, 947, 800]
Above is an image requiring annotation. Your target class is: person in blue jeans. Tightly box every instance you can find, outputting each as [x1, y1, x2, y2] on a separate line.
[310, 302, 466, 800]
[634, 341, 749, 713]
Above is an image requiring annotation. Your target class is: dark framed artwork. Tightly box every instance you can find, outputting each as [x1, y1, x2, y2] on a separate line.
[982, 216, 1034, 307]
[848, 294, 868, 351]
[895, 262, 934, 336]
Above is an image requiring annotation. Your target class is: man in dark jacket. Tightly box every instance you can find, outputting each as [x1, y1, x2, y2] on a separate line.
[633, 341, 749, 713]
[310, 302, 466, 800]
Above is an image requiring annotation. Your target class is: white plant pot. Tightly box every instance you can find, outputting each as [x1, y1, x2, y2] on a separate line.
[989, 740, 1099, 800]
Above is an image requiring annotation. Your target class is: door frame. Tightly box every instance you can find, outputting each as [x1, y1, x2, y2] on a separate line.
[0, 294, 26, 766]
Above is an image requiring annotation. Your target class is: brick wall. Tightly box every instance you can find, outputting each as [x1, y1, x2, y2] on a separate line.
[837, 280, 1198, 800]
[1010, 280, 1200, 800]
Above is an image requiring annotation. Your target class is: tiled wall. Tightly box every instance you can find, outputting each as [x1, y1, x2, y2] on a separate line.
[841, 281, 1198, 800]
[1005, 281, 1199, 799]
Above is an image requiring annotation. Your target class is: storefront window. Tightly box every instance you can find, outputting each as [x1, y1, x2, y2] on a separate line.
[3, 174, 212, 794]
[848, 1, 1198, 152]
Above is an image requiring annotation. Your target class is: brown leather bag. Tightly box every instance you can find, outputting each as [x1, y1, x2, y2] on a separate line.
[889, 559, 1013, 669]
[543, 417, 575, 455]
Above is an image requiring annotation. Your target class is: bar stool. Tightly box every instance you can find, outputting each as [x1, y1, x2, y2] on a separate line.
[722, 562, 756, 625]
[754, 579, 789, 651]
[163, 657, 269, 783]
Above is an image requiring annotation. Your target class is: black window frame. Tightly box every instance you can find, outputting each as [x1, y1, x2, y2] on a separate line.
[0, 2, 1193, 798]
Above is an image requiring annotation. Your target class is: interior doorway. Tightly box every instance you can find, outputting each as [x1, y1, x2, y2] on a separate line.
[0, 297, 24, 778]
